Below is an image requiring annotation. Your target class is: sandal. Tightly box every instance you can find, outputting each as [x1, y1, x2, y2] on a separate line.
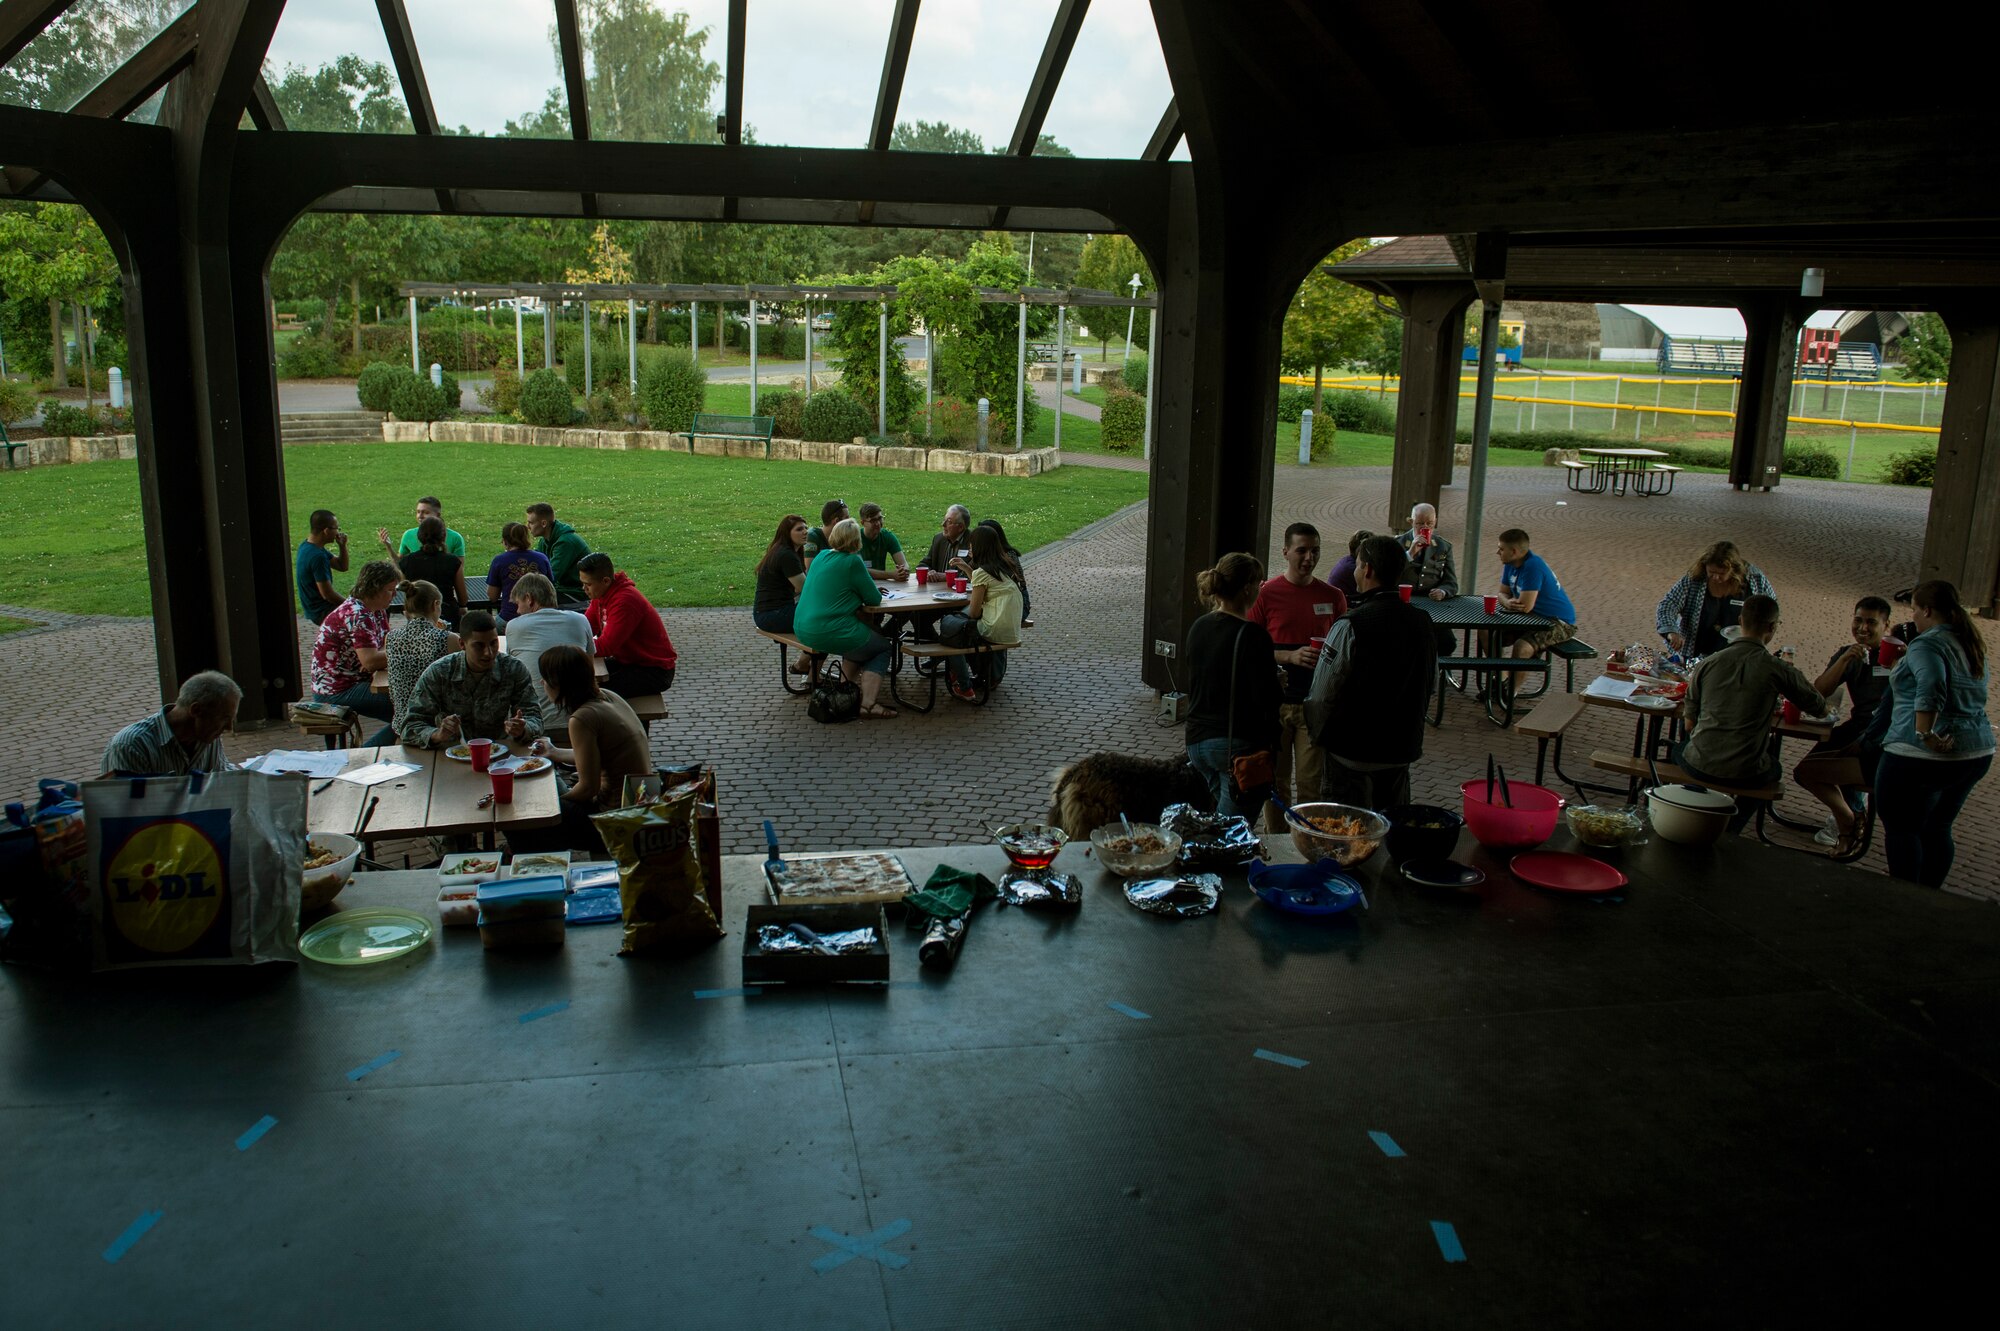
[859, 702, 899, 720]
[1831, 809, 1873, 862]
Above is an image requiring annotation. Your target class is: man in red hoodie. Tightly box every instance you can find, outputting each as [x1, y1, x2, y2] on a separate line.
[577, 552, 677, 697]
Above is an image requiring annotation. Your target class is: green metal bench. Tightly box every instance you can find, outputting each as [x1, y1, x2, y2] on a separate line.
[682, 412, 776, 456]
[0, 419, 29, 470]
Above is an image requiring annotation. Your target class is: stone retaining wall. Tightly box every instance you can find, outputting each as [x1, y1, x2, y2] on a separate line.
[1, 434, 138, 468]
[388, 419, 1061, 476]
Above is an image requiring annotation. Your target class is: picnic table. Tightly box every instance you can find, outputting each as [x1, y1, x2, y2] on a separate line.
[1568, 447, 1678, 497]
[372, 637, 607, 694]
[302, 742, 562, 845]
[862, 583, 1018, 711]
[1415, 595, 1558, 727]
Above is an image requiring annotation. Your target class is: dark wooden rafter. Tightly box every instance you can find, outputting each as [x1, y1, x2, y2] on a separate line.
[993, 0, 1090, 227]
[857, 0, 921, 225]
[720, 0, 745, 219]
[552, 0, 595, 215]
[247, 75, 284, 130]
[372, 0, 452, 211]
[0, 0, 78, 66]
[1142, 100, 1180, 161]
[1275, 0, 1399, 142]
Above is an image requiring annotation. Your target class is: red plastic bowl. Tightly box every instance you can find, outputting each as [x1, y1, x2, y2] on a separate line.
[1460, 779, 1565, 850]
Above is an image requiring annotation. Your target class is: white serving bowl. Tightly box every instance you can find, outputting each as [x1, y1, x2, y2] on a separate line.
[301, 832, 361, 911]
[1648, 785, 1734, 847]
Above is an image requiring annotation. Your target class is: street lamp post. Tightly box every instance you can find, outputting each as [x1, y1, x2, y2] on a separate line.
[1123, 273, 1141, 363]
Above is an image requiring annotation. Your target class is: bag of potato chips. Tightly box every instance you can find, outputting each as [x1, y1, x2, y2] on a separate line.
[591, 786, 722, 954]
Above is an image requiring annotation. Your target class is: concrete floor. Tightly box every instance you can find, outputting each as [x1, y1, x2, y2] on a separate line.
[5, 831, 1998, 1326]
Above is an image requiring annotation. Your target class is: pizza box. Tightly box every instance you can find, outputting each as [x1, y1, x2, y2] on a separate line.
[763, 851, 915, 910]
[742, 903, 892, 986]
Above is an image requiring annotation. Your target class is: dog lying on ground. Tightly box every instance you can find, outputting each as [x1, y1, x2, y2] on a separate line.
[1049, 751, 1214, 840]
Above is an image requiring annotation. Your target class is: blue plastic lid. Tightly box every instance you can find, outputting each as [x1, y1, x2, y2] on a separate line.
[476, 875, 567, 906]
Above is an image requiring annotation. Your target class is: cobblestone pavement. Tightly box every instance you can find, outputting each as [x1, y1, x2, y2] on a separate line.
[4, 465, 1993, 901]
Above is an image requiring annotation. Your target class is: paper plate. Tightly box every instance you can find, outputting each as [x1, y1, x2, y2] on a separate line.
[1510, 850, 1628, 894]
[489, 755, 553, 776]
[1627, 695, 1677, 711]
[1400, 858, 1486, 888]
[299, 907, 435, 965]
[445, 742, 510, 763]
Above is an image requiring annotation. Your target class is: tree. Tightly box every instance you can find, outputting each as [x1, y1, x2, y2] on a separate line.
[932, 240, 1054, 437]
[1280, 239, 1388, 418]
[892, 120, 987, 154]
[0, 0, 183, 110]
[1074, 234, 1154, 358]
[1900, 312, 1953, 382]
[0, 203, 118, 402]
[265, 55, 413, 134]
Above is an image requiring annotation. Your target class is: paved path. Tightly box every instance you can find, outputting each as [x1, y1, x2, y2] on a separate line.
[4, 464, 1991, 899]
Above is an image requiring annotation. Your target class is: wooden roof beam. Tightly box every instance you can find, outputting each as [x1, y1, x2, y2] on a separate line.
[372, 0, 451, 211]
[0, 0, 78, 67]
[1142, 100, 1180, 161]
[868, 0, 921, 151]
[247, 75, 285, 130]
[995, 0, 1090, 227]
[552, 0, 594, 215]
[721, 0, 745, 218]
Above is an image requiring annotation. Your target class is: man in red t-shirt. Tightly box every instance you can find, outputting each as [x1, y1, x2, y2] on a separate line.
[1248, 523, 1347, 831]
[578, 552, 678, 698]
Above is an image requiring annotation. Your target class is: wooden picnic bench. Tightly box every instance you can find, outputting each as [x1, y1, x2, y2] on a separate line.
[1513, 694, 1588, 787]
[683, 412, 776, 456]
[893, 639, 1021, 713]
[756, 628, 829, 696]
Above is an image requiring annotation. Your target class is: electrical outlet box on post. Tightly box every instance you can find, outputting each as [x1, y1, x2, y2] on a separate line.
[1159, 692, 1188, 723]
[1153, 639, 1177, 658]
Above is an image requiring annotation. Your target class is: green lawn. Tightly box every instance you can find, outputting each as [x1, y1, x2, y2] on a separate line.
[0, 442, 1148, 618]
[0, 615, 37, 635]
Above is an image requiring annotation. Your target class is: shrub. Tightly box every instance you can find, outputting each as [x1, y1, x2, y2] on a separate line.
[766, 321, 808, 361]
[586, 386, 637, 426]
[519, 368, 576, 427]
[636, 350, 706, 433]
[1276, 386, 1314, 423]
[93, 332, 128, 371]
[277, 336, 342, 379]
[1883, 445, 1936, 487]
[1319, 390, 1395, 434]
[356, 362, 405, 412]
[1782, 443, 1840, 479]
[0, 377, 36, 425]
[758, 388, 806, 439]
[923, 396, 980, 448]
[801, 389, 872, 443]
[389, 372, 450, 422]
[560, 323, 629, 392]
[39, 401, 95, 436]
[477, 363, 523, 416]
[1099, 387, 1146, 451]
[1121, 352, 1148, 396]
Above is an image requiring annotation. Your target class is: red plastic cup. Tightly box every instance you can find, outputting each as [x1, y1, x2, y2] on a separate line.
[467, 737, 492, 772]
[1877, 637, 1904, 667]
[1308, 636, 1326, 650]
[1398, 584, 1413, 603]
[1483, 595, 1499, 615]
[915, 567, 930, 587]
[489, 768, 514, 805]
[1780, 699, 1802, 725]
[953, 575, 968, 593]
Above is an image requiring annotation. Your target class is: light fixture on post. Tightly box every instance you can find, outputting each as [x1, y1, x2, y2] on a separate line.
[1800, 267, 1826, 299]
[1124, 273, 1142, 363]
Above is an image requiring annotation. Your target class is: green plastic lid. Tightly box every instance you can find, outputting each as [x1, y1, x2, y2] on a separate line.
[299, 907, 434, 966]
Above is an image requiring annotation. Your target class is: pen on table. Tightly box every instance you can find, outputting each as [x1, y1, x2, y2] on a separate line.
[311, 779, 334, 796]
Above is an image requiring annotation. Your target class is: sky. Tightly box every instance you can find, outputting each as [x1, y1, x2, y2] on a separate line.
[264, 0, 1185, 158]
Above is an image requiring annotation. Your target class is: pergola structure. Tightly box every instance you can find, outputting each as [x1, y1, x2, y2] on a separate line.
[3, 1, 1998, 719]
[1332, 232, 2000, 606]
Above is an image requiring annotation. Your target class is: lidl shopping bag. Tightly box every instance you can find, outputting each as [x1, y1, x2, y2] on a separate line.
[81, 771, 306, 969]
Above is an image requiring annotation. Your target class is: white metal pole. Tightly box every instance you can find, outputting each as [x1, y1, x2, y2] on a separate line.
[1653, 376, 1663, 430]
[877, 300, 888, 437]
[584, 308, 592, 393]
[1568, 378, 1575, 429]
[1839, 381, 1850, 420]
[804, 303, 813, 401]
[1142, 307, 1159, 462]
[1015, 297, 1027, 450]
[1876, 384, 1886, 423]
[544, 298, 555, 371]
[514, 302, 524, 378]
[627, 297, 637, 390]
[924, 329, 934, 436]
[409, 296, 419, 374]
[749, 299, 759, 415]
[1053, 305, 1065, 451]
[689, 300, 698, 368]
[1611, 376, 1621, 432]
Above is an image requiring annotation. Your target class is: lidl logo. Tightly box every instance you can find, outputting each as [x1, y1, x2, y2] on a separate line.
[100, 812, 233, 958]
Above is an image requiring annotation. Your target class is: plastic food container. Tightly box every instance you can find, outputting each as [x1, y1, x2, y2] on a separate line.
[1648, 785, 1734, 846]
[475, 876, 568, 924]
[1565, 804, 1649, 849]
[438, 851, 504, 887]
[476, 914, 567, 950]
[1460, 780, 1565, 851]
[437, 883, 481, 928]
[1381, 805, 1463, 863]
[1287, 802, 1390, 868]
[1089, 823, 1183, 876]
[508, 850, 572, 879]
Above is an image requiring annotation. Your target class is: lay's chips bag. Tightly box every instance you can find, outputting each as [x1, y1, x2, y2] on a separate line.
[591, 787, 721, 954]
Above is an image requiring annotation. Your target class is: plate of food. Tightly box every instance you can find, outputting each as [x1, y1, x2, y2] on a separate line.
[766, 851, 916, 906]
[444, 742, 510, 763]
[490, 755, 552, 776]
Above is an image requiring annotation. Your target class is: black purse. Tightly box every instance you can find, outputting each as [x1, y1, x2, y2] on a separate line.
[808, 677, 862, 724]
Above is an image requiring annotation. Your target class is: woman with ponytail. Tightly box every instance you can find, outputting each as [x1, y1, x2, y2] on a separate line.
[1874, 580, 1993, 887]
[1183, 553, 1281, 819]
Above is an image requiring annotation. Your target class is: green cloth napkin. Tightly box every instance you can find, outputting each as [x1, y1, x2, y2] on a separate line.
[905, 865, 996, 920]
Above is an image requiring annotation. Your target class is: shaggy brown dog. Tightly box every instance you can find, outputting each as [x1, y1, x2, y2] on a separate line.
[1049, 751, 1214, 839]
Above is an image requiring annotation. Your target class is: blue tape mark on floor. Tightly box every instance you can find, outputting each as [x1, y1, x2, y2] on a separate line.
[345, 1050, 402, 1081]
[1253, 1048, 1309, 1069]
[809, 1218, 912, 1273]
[1431, 1221, 1467, 1262]
[518, 1000, 570, 1024]
[1369, 1130, 1406, 1158]
[693, 987, 760, 1000]
[103, 1210, 162, 1263]
[1107, 1002, 1151, 1020]
[235, 1115, 278, 1152]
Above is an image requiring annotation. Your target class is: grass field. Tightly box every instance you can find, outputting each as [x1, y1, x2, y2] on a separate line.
[0, 615, 36, 635]
[0, 443, 1148, 619]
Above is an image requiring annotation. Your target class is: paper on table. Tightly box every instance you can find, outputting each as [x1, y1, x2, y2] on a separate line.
[1585, 675, 1640, 700]
[334, 761, 421, 787]
[243, 749, 349, 778]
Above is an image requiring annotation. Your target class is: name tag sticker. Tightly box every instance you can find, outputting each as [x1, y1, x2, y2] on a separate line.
[1729, 599, 1744, 607]
[1873, 666, 1892, 679]
[1313, 603, 1335, 616]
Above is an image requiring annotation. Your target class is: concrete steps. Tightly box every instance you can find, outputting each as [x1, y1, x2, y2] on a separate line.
[281, 411, 382, 443]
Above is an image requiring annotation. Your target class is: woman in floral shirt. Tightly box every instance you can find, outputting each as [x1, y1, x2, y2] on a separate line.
[384, 580, 460, 743]
[309, 560, 400, 734]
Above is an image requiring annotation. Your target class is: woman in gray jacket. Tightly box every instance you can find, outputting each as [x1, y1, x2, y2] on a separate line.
[1874, 581, 1993, 888]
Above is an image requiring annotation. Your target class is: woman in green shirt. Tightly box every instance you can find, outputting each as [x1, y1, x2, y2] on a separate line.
[794, 519, 898, 718]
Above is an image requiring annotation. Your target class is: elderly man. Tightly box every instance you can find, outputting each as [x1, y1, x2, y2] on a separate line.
[525, 501, 591, 602]
[1305, 536, 1438, 810]
[1397, 503, 1459, 601]
[922, 504, 972, 573]
[401, 611, 546, 750]
[857, 502, 911, 582]
[101, 671, 240, 778]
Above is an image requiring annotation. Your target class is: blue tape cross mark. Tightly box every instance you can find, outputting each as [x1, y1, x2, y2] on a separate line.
[103, 1210, 162, 1263]
[809, 1219, 912, 1274]
[519, 1000, 570, 1024]
[1431, 1221, 1467, 1263]
[1253, 1048, 1309, 1069]
[235, 1115, 279, 1152]
[1107, 1002, 1151, 1020]
[693, 987, 761, 1000]
[345, 1050, 402, 1081]
[1369, 1130, 1406, 1158]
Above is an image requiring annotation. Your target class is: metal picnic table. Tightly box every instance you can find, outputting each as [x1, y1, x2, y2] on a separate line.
[1416, 595, 1559, 727]
[1574, 447, 1675, 496]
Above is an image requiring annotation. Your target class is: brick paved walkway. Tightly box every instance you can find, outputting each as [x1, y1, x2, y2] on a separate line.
[4, 465, 1993, 900]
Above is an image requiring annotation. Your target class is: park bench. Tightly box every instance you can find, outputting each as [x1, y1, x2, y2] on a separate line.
[1434, 652, 1548, 728]
[0, 420, 28, 471]
[1513, 694, 1588, 787]
[1547, 637, 1598, 691]
[892, 639, 1021, 713]
[1558, 459, 1603, 493]
[683, 413, 776, 456]
[622, 692, 668, 733]
[1634, 463, 1681, 496]
[755, 628, 829, 696]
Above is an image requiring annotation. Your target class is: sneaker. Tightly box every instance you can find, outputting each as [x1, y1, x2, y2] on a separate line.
[1812, 816, 1838, 848]
[949, 682, 979, 703]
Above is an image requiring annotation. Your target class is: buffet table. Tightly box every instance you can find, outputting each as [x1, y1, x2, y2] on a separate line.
[7, 832, 2000, 1327]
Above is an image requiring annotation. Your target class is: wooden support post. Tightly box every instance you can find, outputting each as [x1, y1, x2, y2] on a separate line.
[1385, 281, 1475, 530]
[1729, 298, 1800, 491]
[1921, 312, 2000, 612]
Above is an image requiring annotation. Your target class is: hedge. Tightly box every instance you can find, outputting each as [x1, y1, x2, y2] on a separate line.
[757, 388, 807, 440]
[1884, 445, 1937, 487]
[801, 390, 872, 443]
[356, 362, 403, 413]
[636, 351, 705, 433]
[1100, 387, 1146, 451]
[519, 368, 576, 427]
